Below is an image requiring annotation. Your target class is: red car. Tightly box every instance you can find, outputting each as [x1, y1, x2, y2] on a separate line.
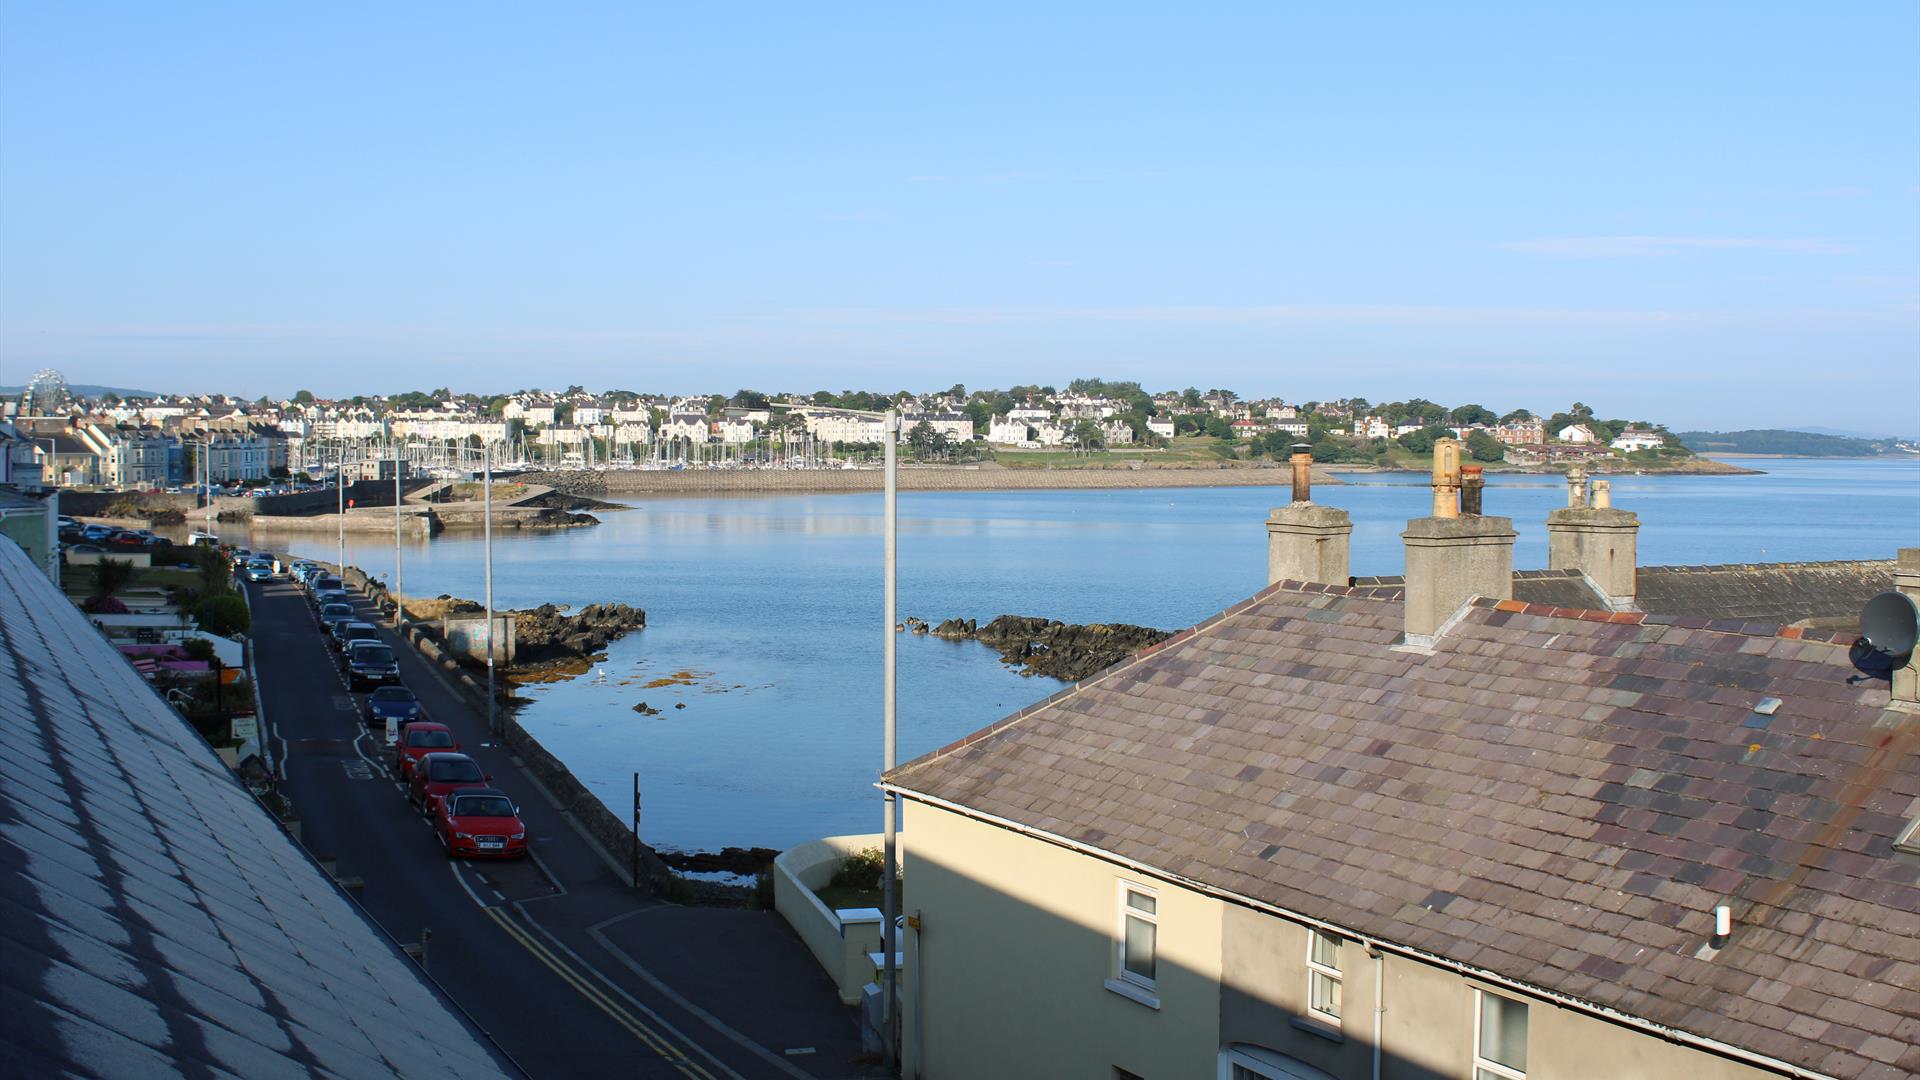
[432, 787, 528, 859]
[393, 722, 458, 782]
[407, 752, 492, 818]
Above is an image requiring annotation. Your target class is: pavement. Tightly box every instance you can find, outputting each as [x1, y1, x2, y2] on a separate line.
[244, 572, 880, 1080]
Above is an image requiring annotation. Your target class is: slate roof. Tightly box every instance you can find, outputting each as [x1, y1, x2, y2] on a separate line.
[889, 578, 1920, 1079]
[1637, 560, 1895, 629]
[0, 539, 518, 1079]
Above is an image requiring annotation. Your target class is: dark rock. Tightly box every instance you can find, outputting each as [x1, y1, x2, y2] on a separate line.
[935, 613, 1172, 681]
[631, 702, 660, 716]
[656, 846, 780, 876]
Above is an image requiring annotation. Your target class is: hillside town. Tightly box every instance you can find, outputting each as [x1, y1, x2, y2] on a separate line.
[1, 368, 1702, 490]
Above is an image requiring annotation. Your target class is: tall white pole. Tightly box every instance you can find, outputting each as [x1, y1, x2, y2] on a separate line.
[394, 440, 404, 628]
[336, 440, 346, 577]
[881, 408, 900, 1066]
[484, 444, 496, 736]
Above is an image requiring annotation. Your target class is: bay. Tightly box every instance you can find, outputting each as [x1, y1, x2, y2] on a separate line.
[278, 457, 1920, 853]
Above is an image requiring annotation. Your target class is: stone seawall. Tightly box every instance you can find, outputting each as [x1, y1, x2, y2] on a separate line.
[523, 463, 1340, 497]
[329, 562, 678, 896]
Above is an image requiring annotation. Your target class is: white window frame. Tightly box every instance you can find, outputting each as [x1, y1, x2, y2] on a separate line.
[1473, 989, 1528, 1080]
[1304, 929, 1342, 1027]
[1104, 880, 1160, 1008]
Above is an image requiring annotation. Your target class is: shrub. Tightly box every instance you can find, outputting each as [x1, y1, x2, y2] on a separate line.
[182, 637, 217, 662]
[81, 595, 129, 614]
[91, 557, 135, 598]
[195, 594, 251, 636]
[830, 847, 886, 892]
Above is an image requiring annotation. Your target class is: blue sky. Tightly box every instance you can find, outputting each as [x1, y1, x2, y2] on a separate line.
[2, 3, 1916, 432]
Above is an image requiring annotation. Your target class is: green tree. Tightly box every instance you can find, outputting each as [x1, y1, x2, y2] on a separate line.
[91, 557, 135, 599]
[907, 420, 938, 455]
[1466, 430, 1507, 462]
[1396, 428, 1439, 455]
[1181, 387, 1204, 410]
[1449, 403, 1496, 426]
[1071, 419, 1105, 450]
[195, 594, 251, 636]
[1499, 408, 1534, 423]
[292, 389, 316, 405]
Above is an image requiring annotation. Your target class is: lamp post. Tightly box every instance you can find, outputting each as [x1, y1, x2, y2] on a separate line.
[483, 442, 496, 736]
[336, 438, 347, 577]
[394, 439, 404, 629]
[880, 408, 900, 1067]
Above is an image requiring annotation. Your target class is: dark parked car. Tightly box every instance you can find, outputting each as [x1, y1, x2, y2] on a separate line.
[332, 619, 378, 652]
[346, 641, 401, 690]
[365, 685, 423, 729]
[433, 788, 527, 859]
[318, 601, 356, 634]
[407, 752, 492, 817]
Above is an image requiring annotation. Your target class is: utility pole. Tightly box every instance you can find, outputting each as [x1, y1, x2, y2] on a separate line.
[336, 439, 346, 577]
[881, 407, 901, 1069]
[483, 443, 496, 736]
[393, 440, 404, 629]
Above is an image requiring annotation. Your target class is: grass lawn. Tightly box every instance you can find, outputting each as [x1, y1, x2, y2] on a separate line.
[993, 437, 1242, 469]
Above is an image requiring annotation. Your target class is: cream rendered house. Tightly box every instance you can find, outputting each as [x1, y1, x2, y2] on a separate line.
[883, 471, 1920, 1080]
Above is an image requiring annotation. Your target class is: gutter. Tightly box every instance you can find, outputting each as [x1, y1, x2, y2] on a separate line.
[884, 784, 1837, 1080]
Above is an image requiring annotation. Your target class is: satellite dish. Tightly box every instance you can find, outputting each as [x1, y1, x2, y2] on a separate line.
[1860, 591, 1919, 660]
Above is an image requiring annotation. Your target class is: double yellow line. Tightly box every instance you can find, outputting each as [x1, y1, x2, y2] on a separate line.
[482, 906, 718, 1079]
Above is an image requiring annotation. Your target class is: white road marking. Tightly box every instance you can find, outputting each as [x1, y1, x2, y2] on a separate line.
[447, 860, 491, 908]
[523, 906, 760, 1080]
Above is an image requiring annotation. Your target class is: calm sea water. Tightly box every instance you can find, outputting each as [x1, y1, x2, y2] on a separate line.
[276, 458, 1920, 853]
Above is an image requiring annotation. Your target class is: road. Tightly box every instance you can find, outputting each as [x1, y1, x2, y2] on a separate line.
[244, 573, 877, 1080]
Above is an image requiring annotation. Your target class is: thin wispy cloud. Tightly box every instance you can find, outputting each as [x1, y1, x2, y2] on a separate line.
[789, 304, 1719, 327]
[907, 170, 1047, 184]
[1500, 236, 1854, 258]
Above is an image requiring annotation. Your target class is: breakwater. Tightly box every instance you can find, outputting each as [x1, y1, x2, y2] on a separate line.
[521, 462, 1342, 497]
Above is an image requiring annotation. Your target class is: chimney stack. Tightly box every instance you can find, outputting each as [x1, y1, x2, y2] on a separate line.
[1546, 479, 1640, 612]
[1403, 442, 1515, 646]
[1266, 444, 1353, 587]
[1894, 548, 1920, 711]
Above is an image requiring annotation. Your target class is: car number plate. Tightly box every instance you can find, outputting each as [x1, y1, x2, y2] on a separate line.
[478, 839, 504, 849]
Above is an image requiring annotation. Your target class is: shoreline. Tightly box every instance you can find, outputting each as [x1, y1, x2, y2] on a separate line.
[520, 464, 1347, 497]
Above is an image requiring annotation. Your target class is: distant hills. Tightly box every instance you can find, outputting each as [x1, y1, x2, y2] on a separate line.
[0, 383, 160, 399]
[1676, 429, 1907, 457]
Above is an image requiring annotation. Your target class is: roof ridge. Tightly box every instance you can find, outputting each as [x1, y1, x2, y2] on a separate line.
[1641, 557, 1895, 573]
[1479, 596, 1861, 646]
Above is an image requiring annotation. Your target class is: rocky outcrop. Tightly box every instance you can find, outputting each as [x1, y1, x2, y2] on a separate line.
[512, 602, 648, 662]
[656, 847, 780, 877]
[925, 614, 1171, 681]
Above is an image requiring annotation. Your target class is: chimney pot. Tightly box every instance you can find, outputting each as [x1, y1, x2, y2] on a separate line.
[1592, 478, 1612, 510]
[1290, 443, 1313, 504]
[1431, 438, 1462, 519]
[1566, 466, 1589, 508]
[1460, 465, 1485, 516]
